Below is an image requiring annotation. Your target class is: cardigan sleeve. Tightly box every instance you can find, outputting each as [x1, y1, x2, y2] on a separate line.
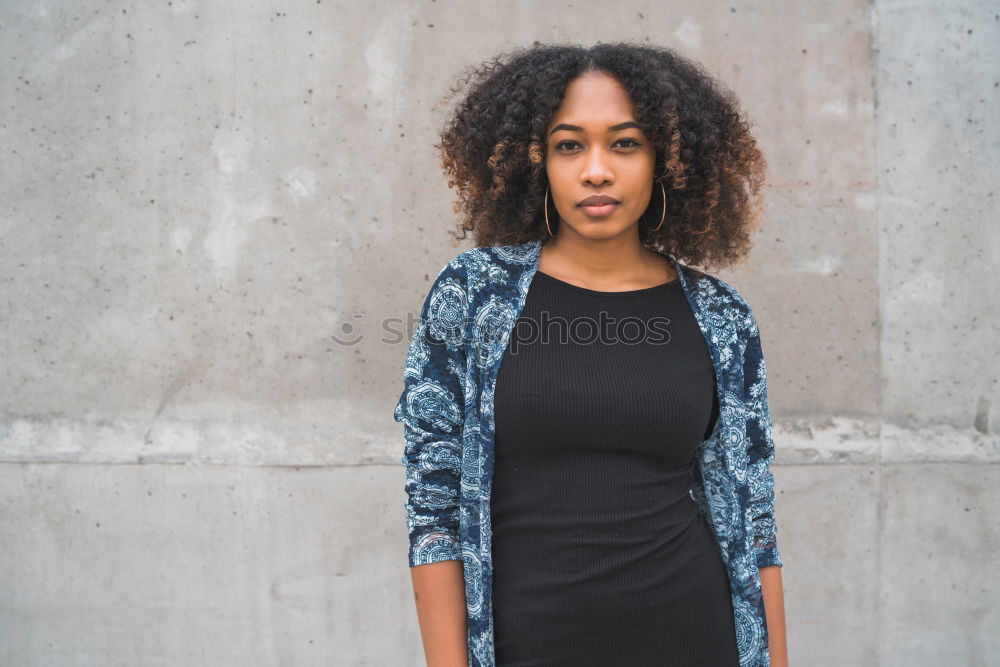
[393, 257, 469, 567]
[743, 309, 784, 569]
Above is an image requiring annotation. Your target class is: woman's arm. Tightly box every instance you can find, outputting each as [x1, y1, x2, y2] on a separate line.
[742, 306, 788, 664]
[742, 314, 783, 570]
[760, 565, 787, 667]
[410, 561, 469, 667]
[394, 256, 471, 665]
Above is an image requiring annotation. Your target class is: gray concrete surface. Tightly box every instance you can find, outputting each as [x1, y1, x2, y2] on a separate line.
[1, 0, 997, 665]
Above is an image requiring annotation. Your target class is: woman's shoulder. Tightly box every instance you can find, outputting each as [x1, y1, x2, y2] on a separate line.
[679, 263, 760, 333]
[423, 240, 544, 300]
[431, 239, 541, 276]
[463, 239, 543, 270]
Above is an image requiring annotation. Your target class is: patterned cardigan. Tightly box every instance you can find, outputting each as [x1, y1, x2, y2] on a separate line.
[393, 238, 783, 667]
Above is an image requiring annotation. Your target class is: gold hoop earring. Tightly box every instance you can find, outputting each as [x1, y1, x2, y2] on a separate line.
[544, 185, 555, 237]
[646, 180, 667, 233]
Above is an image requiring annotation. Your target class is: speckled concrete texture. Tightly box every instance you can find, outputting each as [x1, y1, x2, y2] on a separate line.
[0, 1, 996, 665]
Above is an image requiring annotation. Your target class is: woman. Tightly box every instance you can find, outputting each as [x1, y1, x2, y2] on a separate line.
[394, 42, 788, 667]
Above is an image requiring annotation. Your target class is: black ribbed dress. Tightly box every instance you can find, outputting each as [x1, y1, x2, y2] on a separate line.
[490, 269, 740, 667]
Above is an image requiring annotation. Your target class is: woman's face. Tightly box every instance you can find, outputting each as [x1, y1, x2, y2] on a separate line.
[544, 70, 657, 240]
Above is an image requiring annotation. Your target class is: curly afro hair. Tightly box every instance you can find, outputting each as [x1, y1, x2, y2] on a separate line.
[435, 41, 769, 270]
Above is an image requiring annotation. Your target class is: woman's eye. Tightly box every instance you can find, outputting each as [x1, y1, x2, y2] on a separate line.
[554, 138, 641, 151]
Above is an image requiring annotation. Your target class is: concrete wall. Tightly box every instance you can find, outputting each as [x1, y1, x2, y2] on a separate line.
[1, 0, 996, 664]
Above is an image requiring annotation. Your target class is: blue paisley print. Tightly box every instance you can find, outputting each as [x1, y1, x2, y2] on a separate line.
[394, 238, 784, 667]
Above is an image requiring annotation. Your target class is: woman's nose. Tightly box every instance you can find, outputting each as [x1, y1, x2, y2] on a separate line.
[581, 148, 614, 184]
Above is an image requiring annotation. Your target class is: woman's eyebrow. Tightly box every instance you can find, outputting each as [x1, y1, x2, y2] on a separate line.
[548, 121, 641, 136]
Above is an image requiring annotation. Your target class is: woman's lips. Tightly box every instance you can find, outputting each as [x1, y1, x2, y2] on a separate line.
[579, 202, 618, 217]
